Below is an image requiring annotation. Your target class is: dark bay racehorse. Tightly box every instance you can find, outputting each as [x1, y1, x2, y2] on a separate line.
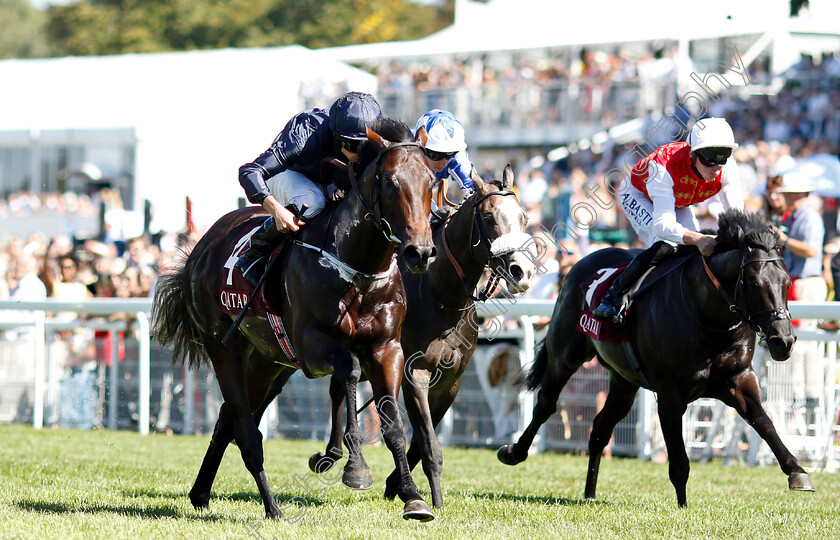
[309, 164, 538, 508]
[153, 118, 439, 521]
[498, 209, 815, 506]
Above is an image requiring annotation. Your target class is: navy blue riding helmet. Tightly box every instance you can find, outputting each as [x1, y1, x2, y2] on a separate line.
[329, 92, 382, 141]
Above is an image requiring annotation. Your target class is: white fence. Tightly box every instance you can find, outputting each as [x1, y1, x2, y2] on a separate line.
[0, 299, 838, 470]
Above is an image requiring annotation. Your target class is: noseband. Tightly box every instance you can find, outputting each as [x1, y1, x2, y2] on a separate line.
[701, 253, 791, 341]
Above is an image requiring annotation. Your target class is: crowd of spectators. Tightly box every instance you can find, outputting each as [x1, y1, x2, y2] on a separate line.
[1, 46, 839, 435]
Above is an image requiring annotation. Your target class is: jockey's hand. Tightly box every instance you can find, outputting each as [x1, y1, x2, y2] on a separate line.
[262, 195, 305, 233]
[684, 231, 716, 257]
[273, 206, 306, 233]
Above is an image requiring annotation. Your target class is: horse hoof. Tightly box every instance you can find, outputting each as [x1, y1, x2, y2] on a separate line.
[383, 477, 399, 500]
[266, 507, 283, 520]
[497, 445, 523, 466]
[309, 452, 336, 474]
[189, 491, 210, 510]
[343, 468, 373, 490]
[789, 472, 816, 491]
[403, 499, 434, 522]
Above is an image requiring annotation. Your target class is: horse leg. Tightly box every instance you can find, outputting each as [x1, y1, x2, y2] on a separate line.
[189, 402, 234, 509]
[190, 364, 296, 510]
[498, 335, 593, 465]
[335, 356, 373, 491]
[656, 394, 690, 507]
[309, 374, 346, 474]
[368, 342, 433, 521]
[584, 375, 639, 501]
[212, 356, 282, 519]
[716, 371, 815, 491]
[385, 368, 444, 508]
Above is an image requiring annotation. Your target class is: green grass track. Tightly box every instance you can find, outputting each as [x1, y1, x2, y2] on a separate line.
[0, 425, 837, 539]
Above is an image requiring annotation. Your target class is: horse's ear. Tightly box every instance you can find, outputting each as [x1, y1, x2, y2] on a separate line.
[470, 165, 487, 193]
[366, 126, 389, 152]
[415, 125, 428, 146]
[502, 163, 514, 189]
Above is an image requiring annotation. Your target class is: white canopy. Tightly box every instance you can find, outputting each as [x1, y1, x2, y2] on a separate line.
[320, 0, 838, 66]
[0, 46, 377, 231]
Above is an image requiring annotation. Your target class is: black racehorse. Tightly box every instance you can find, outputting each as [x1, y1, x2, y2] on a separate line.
[309, 164, 538, 508]
[153, 118, 439, 521]
[498, 209, 815, 506]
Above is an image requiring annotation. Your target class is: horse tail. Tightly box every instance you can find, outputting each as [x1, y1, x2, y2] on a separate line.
[151, 255, 208, 369]
[524, 338, 549, 391]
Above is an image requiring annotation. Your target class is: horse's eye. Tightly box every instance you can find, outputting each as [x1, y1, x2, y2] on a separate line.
[483, 215, 495, 225]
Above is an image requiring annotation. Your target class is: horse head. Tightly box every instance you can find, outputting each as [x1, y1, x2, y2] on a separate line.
[468, 164, 536, 294]
[362, 122, 436, 273]
[715, 210, 796, 361]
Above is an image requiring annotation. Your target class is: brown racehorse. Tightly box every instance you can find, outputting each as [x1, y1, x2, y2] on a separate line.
[152, 118, 438, 521]
[309, 164, 539, 508]
[498, 209, 814, 506]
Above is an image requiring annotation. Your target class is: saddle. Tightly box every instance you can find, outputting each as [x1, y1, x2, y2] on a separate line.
[219, 222, 299, 364]
[577, 263, 632, 343]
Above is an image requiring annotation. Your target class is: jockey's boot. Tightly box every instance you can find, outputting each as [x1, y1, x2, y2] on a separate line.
[592, 241, 676, 324]
[234, 216, 283, 288]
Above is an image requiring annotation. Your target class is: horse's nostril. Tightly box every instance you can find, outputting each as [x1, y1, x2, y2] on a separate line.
[510, 264, 524, 282]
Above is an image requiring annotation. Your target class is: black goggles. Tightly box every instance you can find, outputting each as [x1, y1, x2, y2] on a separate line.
[695, 148, 732, 167]
[424, 148, 458, 162]
[336, 137, 362, 153]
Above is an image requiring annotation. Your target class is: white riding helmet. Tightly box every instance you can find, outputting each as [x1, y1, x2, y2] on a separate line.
[687, 117, 739, 151]
[415, 109, 467, 153]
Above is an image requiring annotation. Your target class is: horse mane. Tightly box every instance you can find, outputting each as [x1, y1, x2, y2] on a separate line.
[356, 117, 413, 165]
[714, 209, 780, 254]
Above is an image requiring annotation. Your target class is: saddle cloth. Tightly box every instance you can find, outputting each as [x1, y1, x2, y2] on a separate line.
[218, 223, 299, 365]
[576, 263, 629, 343]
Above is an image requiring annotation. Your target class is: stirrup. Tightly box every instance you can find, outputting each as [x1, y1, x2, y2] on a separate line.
[612, 305, 628, 325]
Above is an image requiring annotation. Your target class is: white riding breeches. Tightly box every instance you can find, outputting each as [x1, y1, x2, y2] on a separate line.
[265, 169, 326, 220]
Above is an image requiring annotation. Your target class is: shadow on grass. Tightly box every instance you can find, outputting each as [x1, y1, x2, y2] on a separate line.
[468, 491, 605, 507]
[119, 488, 327, 507]
[14, 490, 326, 521]
[14, 500, 226, 522]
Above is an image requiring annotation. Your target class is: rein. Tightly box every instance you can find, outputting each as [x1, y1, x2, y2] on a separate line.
[699, 253, 791, 341]
[440, 188, 516, 302]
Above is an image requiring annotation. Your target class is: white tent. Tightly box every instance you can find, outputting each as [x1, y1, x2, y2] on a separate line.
[319, 0, 839, 73]
[0, 46, 377, 231]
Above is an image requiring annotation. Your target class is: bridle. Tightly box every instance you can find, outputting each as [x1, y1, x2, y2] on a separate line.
[292, 141, 424, 284]
[351, 141, 424, 244]
[700, 251, 792, 342]
[440, 186, 520, 302]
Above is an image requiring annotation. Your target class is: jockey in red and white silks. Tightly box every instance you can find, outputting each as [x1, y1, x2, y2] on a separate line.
[619, 139, 744, 247]
[593, 117, 745, 323]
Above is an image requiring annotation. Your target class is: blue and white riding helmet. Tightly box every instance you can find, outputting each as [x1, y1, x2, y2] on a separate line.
[415, 109, 467, 153]
[329, 92, 382, 141]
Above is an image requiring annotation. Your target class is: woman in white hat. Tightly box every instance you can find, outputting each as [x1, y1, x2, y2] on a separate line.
[593, 117, 744, 323]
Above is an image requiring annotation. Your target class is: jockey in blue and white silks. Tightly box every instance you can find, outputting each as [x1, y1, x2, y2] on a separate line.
[415, 109, 475, 204]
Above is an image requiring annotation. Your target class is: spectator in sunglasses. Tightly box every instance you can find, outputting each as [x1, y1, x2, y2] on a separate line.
[593, 117, 743, 323]
[414, 110, 475, 216]
[235, 92, 382, 286]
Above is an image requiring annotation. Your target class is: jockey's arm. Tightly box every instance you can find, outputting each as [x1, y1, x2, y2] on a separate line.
[647, 164, 688, 245]
[449, 151, 475, 195]
[718, 159, 745, 211]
